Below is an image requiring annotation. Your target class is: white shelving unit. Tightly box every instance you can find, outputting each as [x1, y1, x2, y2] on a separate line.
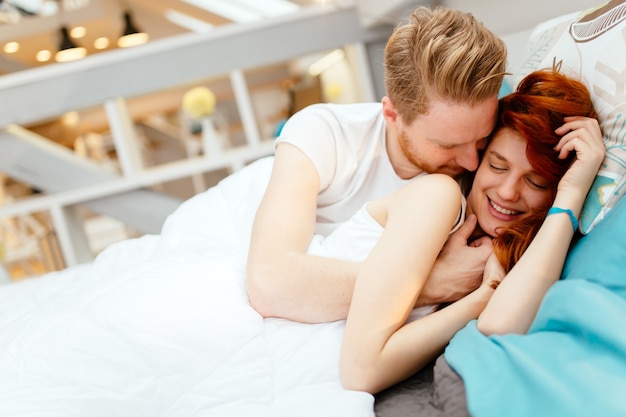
[0, 5, 391, 273]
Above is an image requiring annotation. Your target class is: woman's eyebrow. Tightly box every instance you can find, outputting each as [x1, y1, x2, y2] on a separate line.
[488, 150, 507, 162]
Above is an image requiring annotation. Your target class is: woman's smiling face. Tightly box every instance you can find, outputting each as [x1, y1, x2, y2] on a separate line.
[467, 127, 555, 237]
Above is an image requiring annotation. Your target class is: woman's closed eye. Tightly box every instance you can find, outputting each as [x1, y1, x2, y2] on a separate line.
[489, 163, 548, 190]
[526, 177, 549, 190]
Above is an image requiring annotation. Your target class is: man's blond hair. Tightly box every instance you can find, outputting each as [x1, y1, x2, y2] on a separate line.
[385, 6, 507, 124]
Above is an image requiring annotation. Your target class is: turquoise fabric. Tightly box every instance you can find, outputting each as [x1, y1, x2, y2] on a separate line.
[498, 79, 513, 99]
[445, 195, 626, 417]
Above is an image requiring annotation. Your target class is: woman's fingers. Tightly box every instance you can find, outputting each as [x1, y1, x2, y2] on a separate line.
[554, 117, 605, 194]
[555, 116, 601, 136]
[554, 117, 604, 160]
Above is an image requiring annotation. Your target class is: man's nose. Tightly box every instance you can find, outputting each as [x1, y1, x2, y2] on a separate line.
[456, 148, 480, 172]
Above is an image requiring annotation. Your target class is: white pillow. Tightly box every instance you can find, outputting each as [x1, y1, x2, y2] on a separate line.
[515, 1, 626, 234]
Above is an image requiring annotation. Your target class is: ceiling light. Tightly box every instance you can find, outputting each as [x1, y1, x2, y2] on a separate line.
[117, 11, 149, 48]
[94, 37, 110, 50]
[55, 26, 86, 62]
[61, 111, 80, 126]
[70, 26, 86, 38]
[36, 49, 52, 62]
[3, 42, 20, 54]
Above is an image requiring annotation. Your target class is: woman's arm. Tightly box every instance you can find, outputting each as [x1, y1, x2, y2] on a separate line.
[477, 116, 605, 335]
[339, 174, 492, 393]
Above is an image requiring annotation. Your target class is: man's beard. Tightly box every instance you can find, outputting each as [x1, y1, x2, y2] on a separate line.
[397, 129, 464, 178]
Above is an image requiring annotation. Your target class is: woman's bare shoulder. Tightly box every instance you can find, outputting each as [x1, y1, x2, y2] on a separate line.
[368, 174, 462, 225]
[398, 173, 462, 200]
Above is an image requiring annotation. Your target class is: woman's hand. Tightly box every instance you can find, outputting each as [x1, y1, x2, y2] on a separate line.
[554, 116, 605, 202]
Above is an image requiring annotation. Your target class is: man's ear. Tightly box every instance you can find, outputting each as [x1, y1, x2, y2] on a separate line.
[382, 96, 400, 128]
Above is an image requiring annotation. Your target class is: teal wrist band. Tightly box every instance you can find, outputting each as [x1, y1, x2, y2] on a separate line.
[547, 207, 578, 232]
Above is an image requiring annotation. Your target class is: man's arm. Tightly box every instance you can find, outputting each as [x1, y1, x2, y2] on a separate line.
[246, 143, 359, 323]
[417, 214, 493, 306]
[247, 147, 492, 323]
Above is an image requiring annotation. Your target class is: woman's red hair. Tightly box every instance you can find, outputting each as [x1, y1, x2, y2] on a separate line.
[492, 67, 598, 272]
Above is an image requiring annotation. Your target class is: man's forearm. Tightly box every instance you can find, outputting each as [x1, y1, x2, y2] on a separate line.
[246, 253, 360, 323]
[417, 260, 483, 306]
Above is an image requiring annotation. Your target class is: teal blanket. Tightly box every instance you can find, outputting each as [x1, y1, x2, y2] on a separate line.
[446, 196, 626, 417]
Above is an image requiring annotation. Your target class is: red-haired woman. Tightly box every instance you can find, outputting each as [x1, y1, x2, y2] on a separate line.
[308, 68, 605, 394]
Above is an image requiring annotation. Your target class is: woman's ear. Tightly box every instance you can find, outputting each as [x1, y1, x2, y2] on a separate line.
[382, 96, 400, 128]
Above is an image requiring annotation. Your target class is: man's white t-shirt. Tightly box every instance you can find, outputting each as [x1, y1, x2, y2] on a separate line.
[275, 102, 412, 236]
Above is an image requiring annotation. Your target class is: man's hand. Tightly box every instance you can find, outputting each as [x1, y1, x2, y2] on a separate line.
[482, 252, 506, 290]
[416, 214, 493, 306]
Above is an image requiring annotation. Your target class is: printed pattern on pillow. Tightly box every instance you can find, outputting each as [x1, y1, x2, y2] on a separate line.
[516, 0, 626, 234]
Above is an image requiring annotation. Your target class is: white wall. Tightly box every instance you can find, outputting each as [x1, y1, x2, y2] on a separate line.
[357, 0, 596, 36]
[358, 0, 600, 95]
[440, 0, 594, 37]
[440, 0, 597, 78]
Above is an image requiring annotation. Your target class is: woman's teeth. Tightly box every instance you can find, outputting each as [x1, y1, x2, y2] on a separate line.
[490, 199, 520, 215]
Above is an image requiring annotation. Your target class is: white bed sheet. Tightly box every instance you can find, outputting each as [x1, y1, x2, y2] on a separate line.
[0, 157, 374, 417]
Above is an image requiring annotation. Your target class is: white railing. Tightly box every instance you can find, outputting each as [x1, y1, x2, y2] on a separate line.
[0, 5, 390, 273]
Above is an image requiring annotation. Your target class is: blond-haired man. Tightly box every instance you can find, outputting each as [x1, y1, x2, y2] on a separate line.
[247, 6, 507, 323]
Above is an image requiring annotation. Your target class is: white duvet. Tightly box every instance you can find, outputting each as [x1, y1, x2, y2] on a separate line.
[0, 157, 374, 417]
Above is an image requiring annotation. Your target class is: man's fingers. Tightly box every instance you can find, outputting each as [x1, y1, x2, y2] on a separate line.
[452, 213, 477, 241]
[470, 236, 493, 250]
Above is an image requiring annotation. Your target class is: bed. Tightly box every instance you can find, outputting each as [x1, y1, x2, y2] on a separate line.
[1, 151, 457, 417]
[7, 147, 623, 417]
[0, 157, 375, 417]
[2, 3, 626, 416]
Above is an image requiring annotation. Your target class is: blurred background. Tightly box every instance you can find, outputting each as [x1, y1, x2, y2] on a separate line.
[0, 0, 594, 281]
